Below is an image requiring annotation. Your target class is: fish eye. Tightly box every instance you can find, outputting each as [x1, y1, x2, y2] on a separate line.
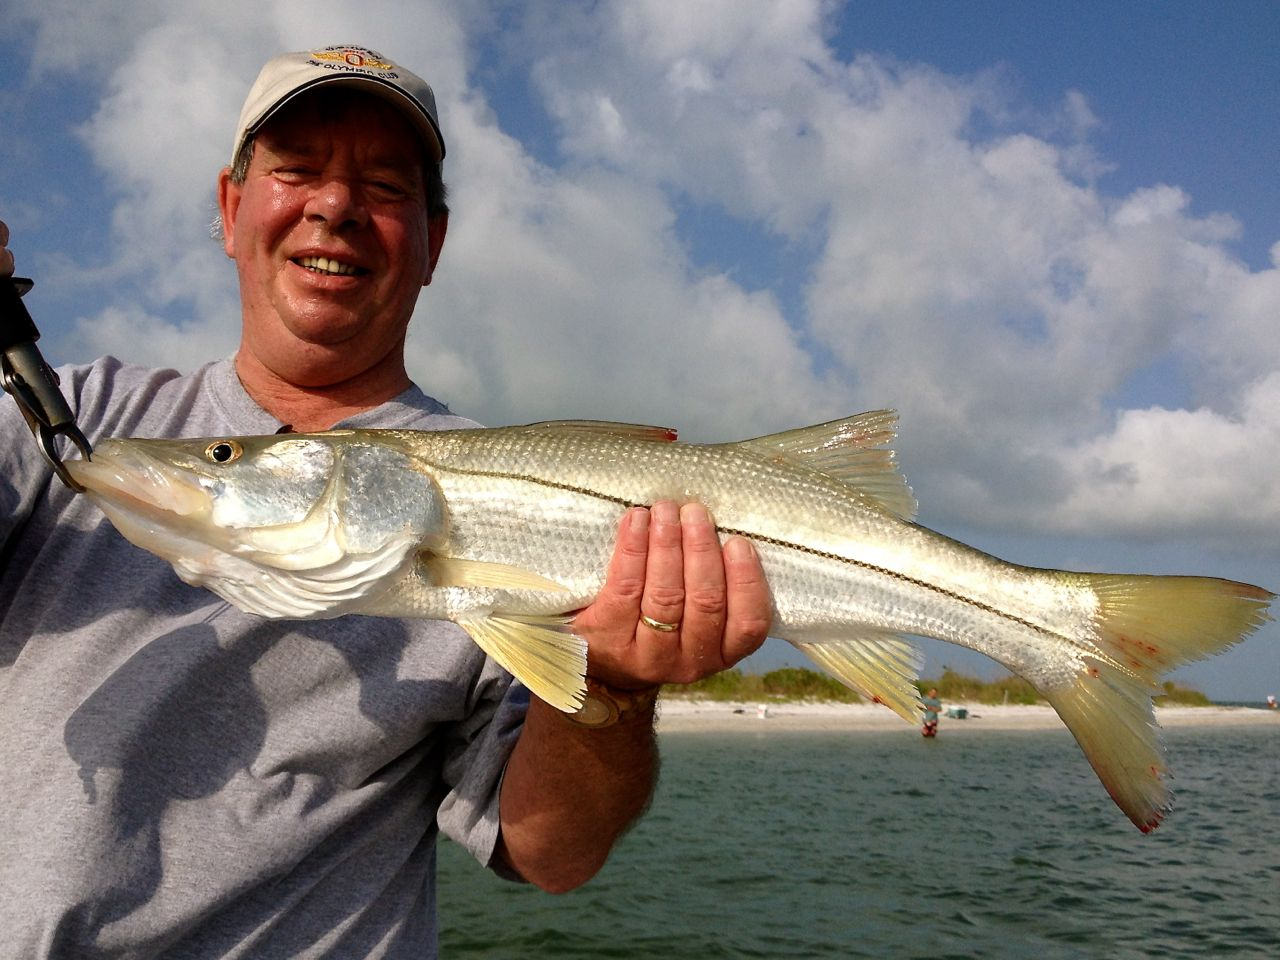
[205, 440, 244, 464]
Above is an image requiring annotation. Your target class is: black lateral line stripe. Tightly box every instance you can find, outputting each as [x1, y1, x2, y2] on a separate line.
[432, 461, 1061, 641]
[718, 526, 1055, 639]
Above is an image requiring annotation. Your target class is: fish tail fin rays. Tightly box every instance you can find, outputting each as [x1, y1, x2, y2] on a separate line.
[1044, 664, 1173, 833]
[1046, 574, 1273, 832]
[1084, 574, 1273, 680]
[795, 632, 925, 723]
[457, 614, 588, 713]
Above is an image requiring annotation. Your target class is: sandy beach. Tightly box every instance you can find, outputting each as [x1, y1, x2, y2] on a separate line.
[655, 696, 1280, 734]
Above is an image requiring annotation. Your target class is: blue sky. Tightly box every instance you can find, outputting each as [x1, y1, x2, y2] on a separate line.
[2, 0, 1277, 699]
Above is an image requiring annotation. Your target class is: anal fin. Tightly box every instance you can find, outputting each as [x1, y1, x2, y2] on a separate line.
[794, 631, 925, 723]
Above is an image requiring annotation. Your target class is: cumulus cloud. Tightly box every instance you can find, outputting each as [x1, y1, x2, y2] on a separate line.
[516, 0, 1280, 541]
[7, 0, 1280, 551]
[1050, 372, 1280, 542]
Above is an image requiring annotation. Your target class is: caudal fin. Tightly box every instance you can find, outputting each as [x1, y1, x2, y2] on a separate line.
[1047, 574, 1272, 832]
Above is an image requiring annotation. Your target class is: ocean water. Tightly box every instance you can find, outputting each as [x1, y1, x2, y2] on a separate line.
[438, 722, 1279, 959]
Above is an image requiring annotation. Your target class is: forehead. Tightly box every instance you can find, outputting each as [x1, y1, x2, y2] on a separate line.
[254, 89, 427, 171]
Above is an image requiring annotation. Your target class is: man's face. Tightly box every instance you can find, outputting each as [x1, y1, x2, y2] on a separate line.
[218, 90, 445, 389]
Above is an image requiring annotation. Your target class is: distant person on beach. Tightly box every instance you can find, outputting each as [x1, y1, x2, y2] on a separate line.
[1268, 694, 1277, 709]
[921, 688, 942, 737]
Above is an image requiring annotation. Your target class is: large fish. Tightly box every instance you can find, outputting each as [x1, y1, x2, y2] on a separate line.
[65, 412, 1271, 831]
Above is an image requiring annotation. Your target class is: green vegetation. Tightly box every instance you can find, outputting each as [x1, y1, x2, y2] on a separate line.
[664, 667, 861, 703]
[924, 667, 1040, 706]
[1153, 680, 1213, 706]
[663, 666, 1217, 706]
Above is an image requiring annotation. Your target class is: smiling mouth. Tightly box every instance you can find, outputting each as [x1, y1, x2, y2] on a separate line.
[294, 256, 368, 277]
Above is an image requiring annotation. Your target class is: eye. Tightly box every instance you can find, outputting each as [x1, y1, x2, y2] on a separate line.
[205, 440, 244, 464]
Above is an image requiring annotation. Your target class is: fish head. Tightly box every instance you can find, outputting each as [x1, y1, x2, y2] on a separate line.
[65, 432, 444, 618]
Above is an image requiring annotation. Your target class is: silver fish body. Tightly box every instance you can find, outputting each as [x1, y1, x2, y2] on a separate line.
[66, 412, 1273, 831]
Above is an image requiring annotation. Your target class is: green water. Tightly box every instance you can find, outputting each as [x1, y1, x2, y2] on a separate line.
[439, 724, 1279, 958]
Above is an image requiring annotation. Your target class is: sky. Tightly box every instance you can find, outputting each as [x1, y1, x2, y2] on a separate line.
[1, 0, 1277, 700]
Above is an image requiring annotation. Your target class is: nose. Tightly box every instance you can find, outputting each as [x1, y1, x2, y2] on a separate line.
[304, 177, 369, 231]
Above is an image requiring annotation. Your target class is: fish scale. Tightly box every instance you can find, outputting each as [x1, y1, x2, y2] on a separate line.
[400, 423, 1099, 668]
[67, 411, 1273, 832]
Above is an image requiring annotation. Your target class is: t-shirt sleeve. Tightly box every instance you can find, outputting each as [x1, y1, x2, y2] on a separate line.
[434, 663, 530, 875]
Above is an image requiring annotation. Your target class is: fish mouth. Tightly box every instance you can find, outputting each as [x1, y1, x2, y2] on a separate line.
[65, 441, 211, 519]
[64, 441, 232, 581]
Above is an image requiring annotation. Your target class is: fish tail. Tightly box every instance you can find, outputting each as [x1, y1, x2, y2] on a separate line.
[1046, 574, 1273, 832]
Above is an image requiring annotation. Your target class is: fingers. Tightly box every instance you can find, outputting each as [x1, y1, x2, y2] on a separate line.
[721, 537, 773, 664]
[656, 504, 770, 671]
[577, 500, 771, 691]
[589, 506, 651, 635]
[0, 219, 13, 277]
[637, 501, 689, 634]
[666, 502, 726, 654]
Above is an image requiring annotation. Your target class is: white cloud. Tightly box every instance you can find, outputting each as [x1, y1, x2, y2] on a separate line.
[8, 0, 1280, 549]
[410, 110, 835, 435]
[66, 304, 239, 372]
[1049, 373, 1280, 541]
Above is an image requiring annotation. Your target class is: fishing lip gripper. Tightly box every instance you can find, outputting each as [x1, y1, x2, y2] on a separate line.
[1, 276, 92, 491]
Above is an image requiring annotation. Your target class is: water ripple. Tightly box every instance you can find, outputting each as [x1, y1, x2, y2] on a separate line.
[440, 726, 1279, 958]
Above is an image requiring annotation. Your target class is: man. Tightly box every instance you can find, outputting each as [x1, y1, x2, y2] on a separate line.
[0, 45, 770, 957]
[921, 687, 942, 737]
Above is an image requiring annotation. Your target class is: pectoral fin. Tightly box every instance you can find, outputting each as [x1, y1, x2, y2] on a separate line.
[793, 631, 925, 724]
[424, 556, 572, 593]
[457, 614, 588, 712]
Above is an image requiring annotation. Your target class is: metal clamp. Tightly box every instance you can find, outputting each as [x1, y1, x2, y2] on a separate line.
[1, 277, 92, 491]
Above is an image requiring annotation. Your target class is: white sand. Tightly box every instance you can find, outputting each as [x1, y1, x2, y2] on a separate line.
[655, 697, 1280, 734]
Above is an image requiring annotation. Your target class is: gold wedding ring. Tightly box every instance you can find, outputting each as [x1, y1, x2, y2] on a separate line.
[640, 613, 680, 633]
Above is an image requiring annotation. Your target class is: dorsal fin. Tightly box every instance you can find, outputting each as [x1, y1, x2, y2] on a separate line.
[517, 420, 678, 443]
[733, 411, 917, 520]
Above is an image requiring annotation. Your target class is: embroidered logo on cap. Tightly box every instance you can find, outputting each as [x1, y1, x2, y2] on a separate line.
[310, 46, 396, 71]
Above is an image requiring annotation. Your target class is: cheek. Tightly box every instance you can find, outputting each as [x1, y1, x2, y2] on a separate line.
[374, 214, 432, 284]
[237, 185, 304, 255]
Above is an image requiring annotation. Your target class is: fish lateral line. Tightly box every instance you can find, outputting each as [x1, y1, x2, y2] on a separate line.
[414, 459, 645, 511]
[417, 458, 1083, 653]
[715, 524, 1084, 651]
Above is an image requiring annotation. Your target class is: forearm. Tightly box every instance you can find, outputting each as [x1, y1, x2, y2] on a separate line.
[493, 503, 770, 893]
[495, 691, 658, 893]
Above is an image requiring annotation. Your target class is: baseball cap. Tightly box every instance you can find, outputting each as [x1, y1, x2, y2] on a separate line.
[231, 44, 445, 171]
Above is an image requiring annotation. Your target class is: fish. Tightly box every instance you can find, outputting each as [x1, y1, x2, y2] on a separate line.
[65, 411, 1272, 831]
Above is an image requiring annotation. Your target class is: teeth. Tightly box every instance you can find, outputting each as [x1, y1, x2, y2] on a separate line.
[298, 256, 360, 276]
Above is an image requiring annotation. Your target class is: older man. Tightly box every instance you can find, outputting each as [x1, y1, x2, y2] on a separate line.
[0, 45, 770, 957]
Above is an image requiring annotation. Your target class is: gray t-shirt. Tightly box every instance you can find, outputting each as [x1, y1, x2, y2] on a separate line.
[0, 357, 528, 958]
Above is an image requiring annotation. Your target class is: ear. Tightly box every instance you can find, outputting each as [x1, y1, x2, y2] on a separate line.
[423, 211, 448, 286]
[217, 167, 241, 259]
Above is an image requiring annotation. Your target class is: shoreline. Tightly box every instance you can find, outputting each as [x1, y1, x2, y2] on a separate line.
[655, 697, 1280, 734]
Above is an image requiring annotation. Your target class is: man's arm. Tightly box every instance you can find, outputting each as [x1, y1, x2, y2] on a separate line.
[495, 501, 772, 892]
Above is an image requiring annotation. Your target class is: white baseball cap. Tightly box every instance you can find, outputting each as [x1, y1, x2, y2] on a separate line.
[232, 44, 445, 170]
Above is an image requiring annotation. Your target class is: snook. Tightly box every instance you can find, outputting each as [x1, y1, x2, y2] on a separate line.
[66, 412, 1273, 831]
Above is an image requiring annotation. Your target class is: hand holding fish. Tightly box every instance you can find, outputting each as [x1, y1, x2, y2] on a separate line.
[571, 502, 771, 693]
